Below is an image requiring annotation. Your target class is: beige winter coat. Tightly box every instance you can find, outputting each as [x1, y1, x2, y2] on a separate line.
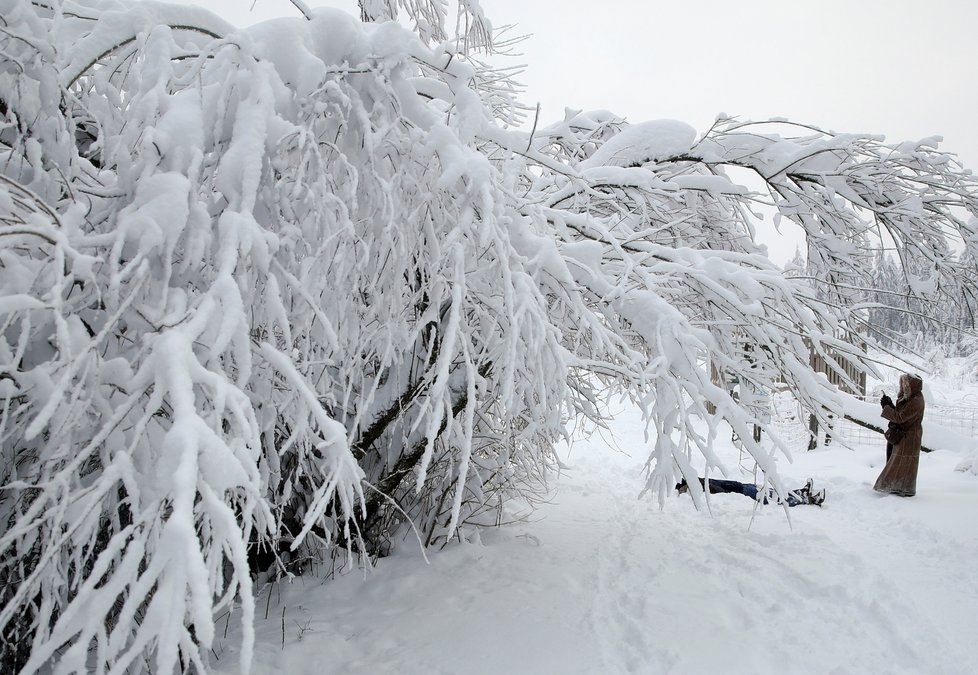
[874, 374, 925, 497]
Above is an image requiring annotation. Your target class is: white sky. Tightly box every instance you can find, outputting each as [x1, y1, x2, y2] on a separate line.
[176, 0, 978, 262]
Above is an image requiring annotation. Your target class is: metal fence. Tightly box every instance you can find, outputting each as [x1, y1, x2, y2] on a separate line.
[926, 405, 978, 438]
[768, 393, 978, 453]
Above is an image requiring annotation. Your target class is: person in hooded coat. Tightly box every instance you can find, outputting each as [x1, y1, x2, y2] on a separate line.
[875, 373, 925, 497]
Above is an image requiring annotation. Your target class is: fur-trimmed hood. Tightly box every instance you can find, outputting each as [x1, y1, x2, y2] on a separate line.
[898, 373, 923, 402]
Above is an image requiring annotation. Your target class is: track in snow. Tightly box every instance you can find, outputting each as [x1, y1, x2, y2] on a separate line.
[219, 403, 978, 675]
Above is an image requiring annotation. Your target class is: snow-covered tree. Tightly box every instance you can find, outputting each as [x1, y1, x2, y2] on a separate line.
[856, 245, 977, 354]
[2, 0, 977, 672]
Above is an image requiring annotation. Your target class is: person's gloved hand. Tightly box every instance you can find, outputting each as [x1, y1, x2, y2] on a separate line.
[880, 393, 893, 408]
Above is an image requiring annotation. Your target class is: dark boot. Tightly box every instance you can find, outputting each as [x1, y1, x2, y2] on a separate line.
[809, 488, 826, 507]
[796, 478, 814, 501]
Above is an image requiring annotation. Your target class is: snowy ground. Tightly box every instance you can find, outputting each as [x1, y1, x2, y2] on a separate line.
[214, 387, 978, 675]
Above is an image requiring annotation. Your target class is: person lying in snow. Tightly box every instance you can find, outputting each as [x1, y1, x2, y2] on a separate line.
[675, 477, 826, 507]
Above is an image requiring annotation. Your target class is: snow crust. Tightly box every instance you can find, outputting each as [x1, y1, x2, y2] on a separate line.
[216, 399, 978, 675]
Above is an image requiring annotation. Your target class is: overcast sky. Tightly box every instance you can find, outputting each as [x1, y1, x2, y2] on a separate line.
[179, 0, 978, 262]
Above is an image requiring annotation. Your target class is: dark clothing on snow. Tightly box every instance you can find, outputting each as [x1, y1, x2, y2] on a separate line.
[704, 478, 806, 507]
[678, 477, 820, 507]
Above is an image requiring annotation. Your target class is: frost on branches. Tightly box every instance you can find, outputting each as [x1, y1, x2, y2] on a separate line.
[1, 0, 977, 672]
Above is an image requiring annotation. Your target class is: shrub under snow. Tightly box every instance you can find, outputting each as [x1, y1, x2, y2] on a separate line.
[1, 0, 976, 672]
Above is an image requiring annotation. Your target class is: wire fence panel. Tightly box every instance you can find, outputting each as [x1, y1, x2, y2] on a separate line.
[767, 394, 978, 453]
[769, 392, 813, 455]
[925, 405, 978, 438]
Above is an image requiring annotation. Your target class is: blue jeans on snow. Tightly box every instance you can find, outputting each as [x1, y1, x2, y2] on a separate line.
[705, 478, 803, 507]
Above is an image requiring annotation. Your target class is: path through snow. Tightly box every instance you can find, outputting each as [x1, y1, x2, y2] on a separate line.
[218, 403, 978, 674]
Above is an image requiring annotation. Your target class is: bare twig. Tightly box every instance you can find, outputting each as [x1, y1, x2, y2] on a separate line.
[288, 0, 314, 20]
[526, 102, 540, 153]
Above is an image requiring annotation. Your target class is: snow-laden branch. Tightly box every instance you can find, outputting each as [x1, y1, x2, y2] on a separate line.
[679, 118, 978, 304]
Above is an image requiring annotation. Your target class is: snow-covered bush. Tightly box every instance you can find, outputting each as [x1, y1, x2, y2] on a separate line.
[1, 0, 977, 672]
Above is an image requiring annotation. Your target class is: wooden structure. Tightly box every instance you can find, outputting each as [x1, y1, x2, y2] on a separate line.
[708, 335, 867, 450]
[807, 336, 867, 449]
[809, 342, 867, 397]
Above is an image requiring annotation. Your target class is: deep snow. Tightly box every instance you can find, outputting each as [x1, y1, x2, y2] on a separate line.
[214, 388, 978, 675]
